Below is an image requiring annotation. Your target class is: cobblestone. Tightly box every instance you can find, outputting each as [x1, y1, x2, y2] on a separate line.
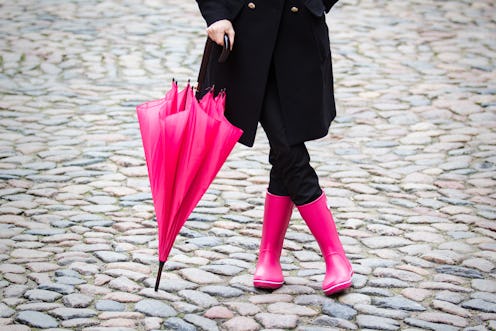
[15, 310, 59, 328]
[134, 299, 177, 318]
[322, 301, 357, 320]
[0, 0, 495, 329]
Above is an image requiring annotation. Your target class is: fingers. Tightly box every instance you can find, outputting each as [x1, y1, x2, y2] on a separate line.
[207, 19, 235, 50]
[226, 27, 235, 51]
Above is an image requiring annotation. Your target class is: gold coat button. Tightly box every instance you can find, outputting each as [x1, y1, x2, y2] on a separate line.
[248, 2, 256, 9]
[291, 6, 299, 13]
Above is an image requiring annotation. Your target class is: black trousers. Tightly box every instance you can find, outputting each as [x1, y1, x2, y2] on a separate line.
[259, 67, 322, 206]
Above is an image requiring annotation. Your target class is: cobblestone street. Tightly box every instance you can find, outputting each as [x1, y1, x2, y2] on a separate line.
[1, 0, 495, 330]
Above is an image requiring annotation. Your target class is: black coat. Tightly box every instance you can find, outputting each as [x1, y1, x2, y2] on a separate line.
[196, 0, 339, 147]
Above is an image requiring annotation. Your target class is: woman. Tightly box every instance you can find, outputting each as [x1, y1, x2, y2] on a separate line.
[196, 0, 353, 295]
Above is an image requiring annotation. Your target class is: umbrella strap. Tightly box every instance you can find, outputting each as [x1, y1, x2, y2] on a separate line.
[196, 38, 213, 94]
[196, 35, 230, 96]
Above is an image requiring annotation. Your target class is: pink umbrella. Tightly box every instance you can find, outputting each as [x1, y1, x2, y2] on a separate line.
[136, 81, 242, 290]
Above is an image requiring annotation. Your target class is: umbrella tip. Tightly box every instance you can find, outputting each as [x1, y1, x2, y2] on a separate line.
[154, 261, 165, 292]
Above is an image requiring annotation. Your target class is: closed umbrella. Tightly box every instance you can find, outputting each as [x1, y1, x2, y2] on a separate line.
[136, 48, 242, 289]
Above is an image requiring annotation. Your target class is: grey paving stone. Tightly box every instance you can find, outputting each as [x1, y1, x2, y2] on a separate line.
[61, 318, 100, 328]
[199, 285, 244, 298]
[272, 285, 315, 295]
[0, 302, 15, 318]
[178, 289, 219, 308]
[471, 279, 496, 292]
[95, 300, 125, 311]
[200, 264, 245, 276]
[338, 293, 372, 306]
[227, 236, 260, 250]
[361, 236, 413, 249]
[24, 289, 63, 302]
[108, 276, 142, 293]
[420, 281, 472, 293]
[184, 236, 222, 247]
[373, 296, 426, 311]
[63, 294, 94, 308]
[295, 295, 328, 306]
[84, 220, 114, 228]
[184, 314, 220, 331]
[70, 244, 113, 252]
[358, 258, 398, 269]
[471, 291, 496, 304]
[38, 283, 75, 295]
[461, 299, 496, 313]
[25, 228, 66, 236]
[0, 325, 31, 331]
[322, 301, 357, 320]
[135, 299, 177, 317]
[172, 301, 201, 314]
[434, 290, 467, 304]
[435, 265, 483, 279]
[373, 267, 424, 282]
[55, 276, 87, 285]
[177, 268, 224, 284]
[49, 307, 97, 320]
[214, 258, 252, 269]
[82, 328, 136, 331]
[228, 252, 257, 262]
[367, 278, 410, 288]
[16, 310, 59, 328]
[356, 287, 394, 297]
[404, 317, 458, 331]
[356, 315, 400, 331]
[298, 326, 341, 331]
[417, 311, 468, 327]
[55, 269, 83, 278]
[104, 268, 147, 281]
[255, 313, 299, 329]
[16, 303, 63, 312]
[267, 302, 318, 316]
[312, 315, 358, 329]
[164, 317, 197, 331]
[354, 304, 409, 320]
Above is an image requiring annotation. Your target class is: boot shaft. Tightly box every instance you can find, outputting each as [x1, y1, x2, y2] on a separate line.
[296, 192, 345, 257]
[259, 192, 294, 252]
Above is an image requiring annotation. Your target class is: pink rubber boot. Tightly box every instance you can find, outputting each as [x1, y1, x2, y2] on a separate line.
[297, 192, 353, 295]
[253, 192, 294, 289]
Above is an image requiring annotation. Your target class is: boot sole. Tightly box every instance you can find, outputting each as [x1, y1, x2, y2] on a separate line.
[323, 271, 354, 295]
[253, 279, 284, 289]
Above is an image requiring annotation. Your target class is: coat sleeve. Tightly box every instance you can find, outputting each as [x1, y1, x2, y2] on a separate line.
[196, 0, 231, 26]
[323, 0, 339, 12]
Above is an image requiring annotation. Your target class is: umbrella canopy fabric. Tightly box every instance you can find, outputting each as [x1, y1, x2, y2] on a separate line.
[136, 82, 242, 290]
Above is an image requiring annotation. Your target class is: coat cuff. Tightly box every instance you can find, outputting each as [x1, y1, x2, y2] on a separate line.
[324, 0, 339, 13]
[196, 0, 231, 27]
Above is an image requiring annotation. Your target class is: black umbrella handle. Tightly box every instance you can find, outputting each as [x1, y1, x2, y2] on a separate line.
[218, 34, 230, 63]
[197, 34, 230, 94]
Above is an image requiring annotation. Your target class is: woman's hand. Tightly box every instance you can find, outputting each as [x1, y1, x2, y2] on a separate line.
[207, 19, 235, 50]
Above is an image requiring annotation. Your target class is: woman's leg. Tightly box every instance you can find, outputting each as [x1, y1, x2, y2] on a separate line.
[253, 191, 293, 289]
[297, 192, 354, 295]
[259, 67, 321, 204]
[259, 68, 352, 295]
[253, 68, 295, 289]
